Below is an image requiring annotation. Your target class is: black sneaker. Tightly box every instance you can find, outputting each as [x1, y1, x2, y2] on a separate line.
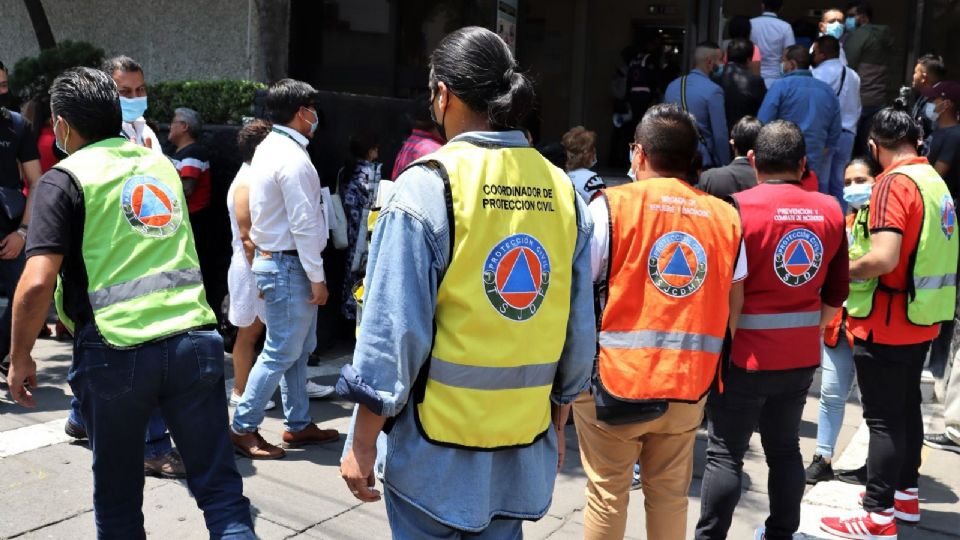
[0, 357, 9, 383]
[64, 419, 87, 440]
[805, 454, 835, 485]
[924, 433, 960, 454]
[835, 464, 868, 485]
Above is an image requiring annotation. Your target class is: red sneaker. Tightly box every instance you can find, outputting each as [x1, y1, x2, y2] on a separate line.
[858, 490, 920, 523]
[821, 511, 897, 539]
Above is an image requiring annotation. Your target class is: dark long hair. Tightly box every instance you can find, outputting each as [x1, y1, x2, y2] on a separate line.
[428, 26, 535, 130]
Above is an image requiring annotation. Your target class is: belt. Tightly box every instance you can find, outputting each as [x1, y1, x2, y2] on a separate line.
[259, 249, 299, 258]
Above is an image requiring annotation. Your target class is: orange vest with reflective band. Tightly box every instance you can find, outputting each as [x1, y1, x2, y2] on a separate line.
[598, 178, 741, 402]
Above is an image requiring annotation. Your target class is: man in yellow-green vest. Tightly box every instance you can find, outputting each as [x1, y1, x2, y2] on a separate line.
[820, 107, 958, 539]
[5, 67, 255, 539]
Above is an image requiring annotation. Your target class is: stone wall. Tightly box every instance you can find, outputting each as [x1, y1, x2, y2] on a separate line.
[0, 0, 289, 82]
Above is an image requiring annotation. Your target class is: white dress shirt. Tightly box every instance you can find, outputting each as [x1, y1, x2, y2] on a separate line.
[121, 117, 163, 153]
[813, 58, 862, 133]
[248, 125, 328, 283]
[750, 12, 796, 88]
[588, 194, 747, 283]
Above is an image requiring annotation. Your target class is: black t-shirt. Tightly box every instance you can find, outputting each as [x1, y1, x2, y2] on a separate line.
[928, 125, 960, 200]
[0, 109, 40, 189]
[24, 168, 93, 327]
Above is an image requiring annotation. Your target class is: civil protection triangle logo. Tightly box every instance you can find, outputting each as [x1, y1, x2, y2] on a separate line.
[120, 175, 183, 238]
[648, 231, 707, 298]
[774, 228, 823, 287]
[483, 233, 550, 321]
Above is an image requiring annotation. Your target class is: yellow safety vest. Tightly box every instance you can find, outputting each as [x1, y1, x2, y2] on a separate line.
[413, 139, 578, 450]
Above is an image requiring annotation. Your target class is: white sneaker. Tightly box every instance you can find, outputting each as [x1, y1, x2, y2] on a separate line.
[946, 426, 960, 447]
[229, 391, 276, 411]
[754, 527, 766, 540]
[305, 380, 335, 399]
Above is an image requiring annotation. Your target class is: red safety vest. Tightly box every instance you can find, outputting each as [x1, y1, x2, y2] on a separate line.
[598, 178, 741, 402]
[731, 182, 845, 370]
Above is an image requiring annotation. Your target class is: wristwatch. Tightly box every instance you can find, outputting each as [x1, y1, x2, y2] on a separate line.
[15, 223, 27, 240]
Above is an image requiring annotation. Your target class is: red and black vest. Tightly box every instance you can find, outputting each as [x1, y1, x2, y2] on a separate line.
[732, 182, 845, 370]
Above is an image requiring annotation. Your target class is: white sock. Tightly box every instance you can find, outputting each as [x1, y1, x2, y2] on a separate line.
[870, 510, 894, 524]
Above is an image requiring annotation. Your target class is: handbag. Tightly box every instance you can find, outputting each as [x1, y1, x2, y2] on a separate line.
[328, 167, 349, 250]
[592, 373, 669, 425]
[0, 186, 26, 235]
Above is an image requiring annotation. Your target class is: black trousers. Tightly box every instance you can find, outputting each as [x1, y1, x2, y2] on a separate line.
[696, 365, 816, 540]
[853, 337, 930, 512]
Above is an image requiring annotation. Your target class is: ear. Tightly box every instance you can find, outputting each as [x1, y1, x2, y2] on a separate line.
[798, 156, 808, 178]
[747, 149, 757, 171]
[435, 81, 449, 112]
[631, 144, 645, 178]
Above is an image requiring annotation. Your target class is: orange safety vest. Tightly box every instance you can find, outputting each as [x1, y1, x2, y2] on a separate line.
[598, 178, 742, 402]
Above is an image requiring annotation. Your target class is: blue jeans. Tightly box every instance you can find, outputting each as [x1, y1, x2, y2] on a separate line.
[816, 339, 857, 458]
[233, 252, 316, 433]
[67, 324, 254, 539]
[385, 488, 523, 540]
[825, 130, 856, 213]
[69, 398, 172, 459]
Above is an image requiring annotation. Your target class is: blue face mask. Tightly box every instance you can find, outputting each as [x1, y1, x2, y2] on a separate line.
[843, 183, 873, 209]
[779, 62, 787, 77]
[825, 21, 844, 39]
[845, 17, 857, 31]
[119, 96, 148, 123]
[302, 107, 319, 137]
[627, 148, 637, 180]
[713, 63, 724, 78]
[53, 117, 70, 155]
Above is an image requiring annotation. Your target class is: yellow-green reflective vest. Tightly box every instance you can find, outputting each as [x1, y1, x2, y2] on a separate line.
[847, 205, 877, 304]
[414, 140, 578, 450]
[54, 138, 215, 348]
[847, 163, 958, 325]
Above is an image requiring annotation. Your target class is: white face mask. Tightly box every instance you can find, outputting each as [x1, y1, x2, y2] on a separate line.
[924, 102, 942, 123]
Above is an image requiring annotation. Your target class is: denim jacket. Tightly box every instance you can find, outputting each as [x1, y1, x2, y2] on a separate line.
[337, 130, 595, 531]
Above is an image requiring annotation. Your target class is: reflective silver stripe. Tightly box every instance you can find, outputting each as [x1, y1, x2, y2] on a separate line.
[88, 268, 203, 310]
[428, 356, 557, 390]
[599, 330, 724, 354]
[737, 310, 821, 330]
[915, 274, 957, 290]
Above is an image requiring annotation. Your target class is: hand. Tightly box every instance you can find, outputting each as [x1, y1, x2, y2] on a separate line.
[340, 444, 381, 502]
[555, 423, 566, 474]
[0, 231, 25, 260]
[308, 281, 329, 305]
[7, 355, 38, 407]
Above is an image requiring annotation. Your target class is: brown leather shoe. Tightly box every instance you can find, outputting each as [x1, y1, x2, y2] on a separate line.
[281, 423, 340, 448]
[231, 429, 286, 459]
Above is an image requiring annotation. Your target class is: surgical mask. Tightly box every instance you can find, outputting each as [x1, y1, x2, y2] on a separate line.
[713, 63, 724, 78]
[845, 17, 857, 31]
[627, 148, 636, 180]
[825, 21, 844, 39]
[119, 96, 148, 123]
[53, 117, 70, 155]
[302, 107, 319, 136]
[590, 156, 598, 169]
[779, 62, 787, 77]
[843, 183, 873, 209]
[924, 102, 942, 123]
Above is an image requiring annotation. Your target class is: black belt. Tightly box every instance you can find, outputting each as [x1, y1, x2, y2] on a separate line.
[260, 249, 298, 257]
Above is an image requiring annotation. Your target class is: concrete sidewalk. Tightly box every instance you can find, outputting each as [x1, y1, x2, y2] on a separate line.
[1, 337, 958, 539]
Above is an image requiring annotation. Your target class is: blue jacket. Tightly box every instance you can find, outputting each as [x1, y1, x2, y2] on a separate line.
[665, 69, 731, 167]
[758, 70, 842, 169]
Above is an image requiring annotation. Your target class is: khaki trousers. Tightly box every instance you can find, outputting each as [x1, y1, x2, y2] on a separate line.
[573, 391, 705, 540]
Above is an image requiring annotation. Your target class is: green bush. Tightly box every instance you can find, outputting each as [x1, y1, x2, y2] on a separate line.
[148, 80, 266, 125]
[10, 40, 104, 100]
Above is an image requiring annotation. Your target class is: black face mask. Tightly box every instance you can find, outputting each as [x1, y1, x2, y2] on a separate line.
[429, 90, 448, 142]
[0, 93, 16, 110]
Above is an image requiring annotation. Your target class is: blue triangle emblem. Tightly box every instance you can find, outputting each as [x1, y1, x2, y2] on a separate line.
[663, 245, 693, 277]
[787, 242, 810, 265]
[502, 250, 537, 293]
[137, 186, 170, 219]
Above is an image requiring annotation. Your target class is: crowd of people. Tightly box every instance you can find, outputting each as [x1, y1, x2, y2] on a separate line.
[0, 1, 958, 540]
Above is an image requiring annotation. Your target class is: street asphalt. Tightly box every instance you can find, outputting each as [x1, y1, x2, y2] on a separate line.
[1, 337, 958, 539]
